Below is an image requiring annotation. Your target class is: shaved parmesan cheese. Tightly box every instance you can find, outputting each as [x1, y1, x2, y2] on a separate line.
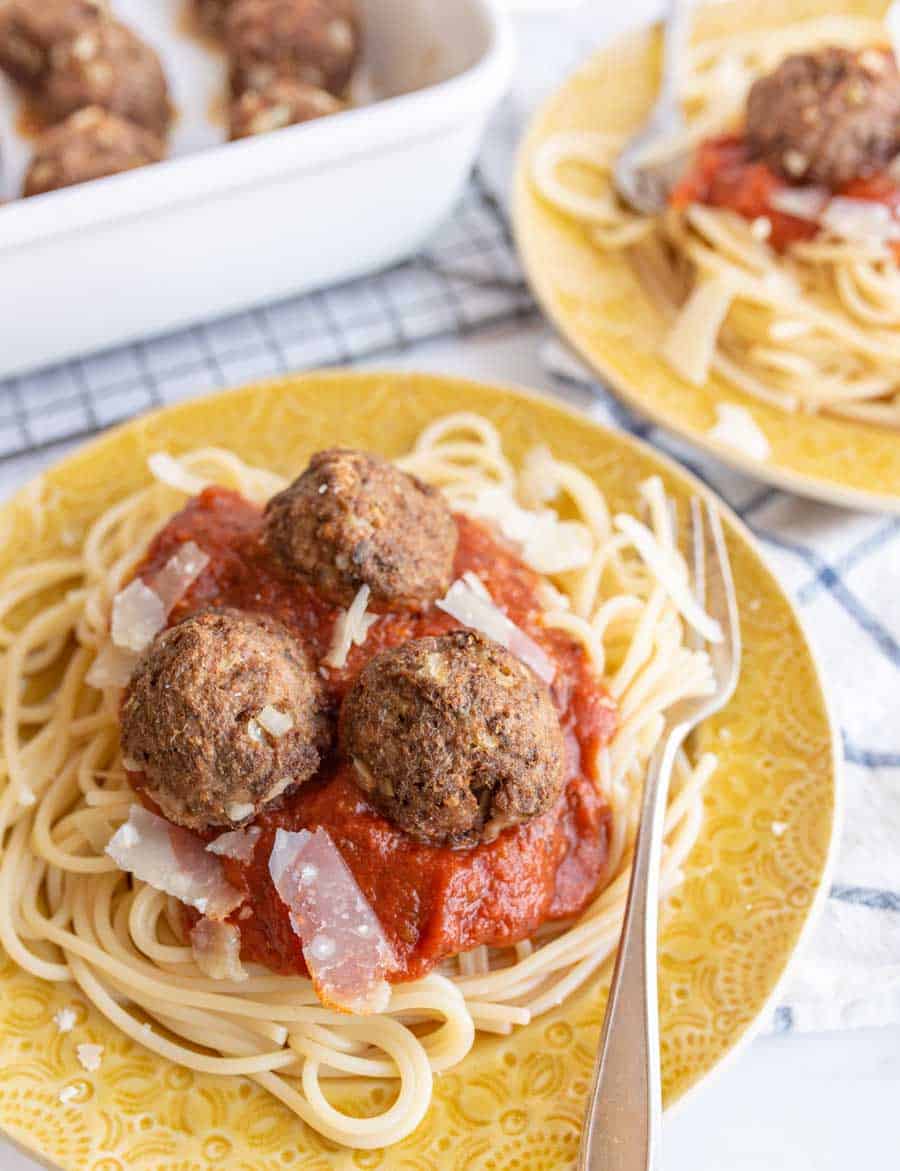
[152, 541, 209, 612]
[53, 1007, 77, 1034]
[437, 578, 556, 684]
[821, 196, 900, 243]
[86, 643, 139, 689]
[268, 827, 395, 1014]
[226, 802, 255, 823]
[76, 1044, 103, 1073]
[58, 1085, 79, 1105]
[767, 186, 829, 221]
[708, 403, 771, 462]
[323, 585, 378, 669]
[462, 488, 591, 574]
[207, 826, 262, 863]
[148, 453, 208, 495]
[519, 444, 559, 507]
[661, 276, 735, 386]
[111, 580, 165, 653]
[256, 705, 293, 739]
[106, 805, 243, 919]
[613, 514, 723, 643]
[190, 918, 248, 982]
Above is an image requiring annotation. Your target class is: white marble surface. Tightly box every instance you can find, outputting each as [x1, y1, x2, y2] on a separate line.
[2, 321, 898, 1170]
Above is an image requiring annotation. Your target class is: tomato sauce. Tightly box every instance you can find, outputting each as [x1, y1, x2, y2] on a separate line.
[132, 487, 618, 980]
[671, 132, 900, 256]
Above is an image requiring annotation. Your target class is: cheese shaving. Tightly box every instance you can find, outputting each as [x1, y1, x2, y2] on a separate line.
[76, 1044, 104, 1073]
[190, 918, 248, 982]
[661, 275, 736, 386]
[323, 585, 378, 669]
[708, 403, 771, 462]
[106, 805, 243, 919]
[437, 578, 556, 683]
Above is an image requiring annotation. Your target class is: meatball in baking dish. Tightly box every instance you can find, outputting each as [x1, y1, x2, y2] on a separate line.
[42, 18, 171, 137]
[120, 608, 332, 831]
[229, 77, 342, 139]
[746, 47, 900, 188]
[226, 0, 360, 97]
[0, 0, 105, 88]
[340, 630, 567, 848]
[264, 448, 458, 611]
[23, 106, 164, 197]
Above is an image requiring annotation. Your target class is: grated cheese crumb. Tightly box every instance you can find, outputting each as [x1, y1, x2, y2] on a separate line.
[76, 1043, 104, 1073]
[772, 821, 788, 838]
[53, 1007, 77, 1034]
[58, 1085, 79, 1104]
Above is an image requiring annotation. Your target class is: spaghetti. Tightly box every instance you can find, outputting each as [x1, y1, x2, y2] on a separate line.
[531, 13, 900, 426]
[0, 414, 717, 1149]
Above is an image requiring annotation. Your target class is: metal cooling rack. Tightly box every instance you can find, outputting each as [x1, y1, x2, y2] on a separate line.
[0, 171, 537, 461]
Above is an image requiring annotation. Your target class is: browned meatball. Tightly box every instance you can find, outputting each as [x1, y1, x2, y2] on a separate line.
[746, 47, 900, 187]
[0, 0, 105, 87]
[120, 608, 332, 831]
[41, 19, 171, 137]
[226, 0, 360, 97]
[264, 449, 457, 611]
[230, 78, 342, 139]
[194, 0, 234, 38]
[23, 107, 164, 197]
[340, 631, 566, 848]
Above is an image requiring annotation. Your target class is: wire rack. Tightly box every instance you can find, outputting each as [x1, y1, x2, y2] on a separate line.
[0, 172, 536, 462]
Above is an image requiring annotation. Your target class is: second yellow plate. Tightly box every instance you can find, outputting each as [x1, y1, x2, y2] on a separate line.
[514, 0, 900, 513]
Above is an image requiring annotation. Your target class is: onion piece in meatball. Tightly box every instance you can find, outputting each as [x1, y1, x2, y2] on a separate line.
[264, 448, 458, 611]
[229, 78, 343, 139]
[226, 0, 360, 97]
[746, 47, 900, 188]
[120, 608, 332, 831]
[340, 630, 566, 848]
[23, 106, 164, 197]
[0, 0, 105, 88]
[42, 19, 171, 137]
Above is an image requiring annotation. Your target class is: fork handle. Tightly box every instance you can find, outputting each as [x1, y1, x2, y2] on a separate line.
[576, 727, 686, 1171]
[655, 0, 692, 112]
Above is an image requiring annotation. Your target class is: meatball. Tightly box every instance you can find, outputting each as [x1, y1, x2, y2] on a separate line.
[120, 608, 331, 831]
[746, 47, 900, 187]
[23, 107, 164, 197]
[230, 78, 342, 139]
[264, 449, 458, 611]
[340, 631, 566, 848]
[194, 0, 234, 38]
[0, 0, 105, 88]
[41, 19, 171, 137]
[226, 0, 360, 97]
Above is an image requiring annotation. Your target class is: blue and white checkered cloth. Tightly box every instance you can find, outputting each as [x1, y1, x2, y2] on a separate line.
[538, 337, 900, 1035]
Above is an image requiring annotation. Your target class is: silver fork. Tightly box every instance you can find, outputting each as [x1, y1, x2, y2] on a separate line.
[577, 497, 741, 1171]
[613, 0, 693, 215]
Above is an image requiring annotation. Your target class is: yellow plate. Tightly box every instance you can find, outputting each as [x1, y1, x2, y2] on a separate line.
[513, 0, 900, 514]
[0, 373, 839, 1171]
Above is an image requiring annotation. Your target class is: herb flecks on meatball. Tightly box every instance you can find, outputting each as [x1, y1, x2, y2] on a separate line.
[226, 0, 360, 97]
[229, 77, 342, 139]
[746, 47, 900, 188]
[264, 448, 458, 611]
[120, 608, 332, 831]
[0, 0, 105, 88]
[23, 106, 164, 197]
[340, 630, 566, 849]
[42, 18, 171, 137]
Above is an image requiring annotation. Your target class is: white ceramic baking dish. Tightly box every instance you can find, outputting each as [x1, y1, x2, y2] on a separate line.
[0, 0, 513, 379]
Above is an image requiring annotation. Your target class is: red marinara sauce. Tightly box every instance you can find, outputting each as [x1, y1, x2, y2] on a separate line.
[671, 132, 900, 256]
[131, 487, 618, 981]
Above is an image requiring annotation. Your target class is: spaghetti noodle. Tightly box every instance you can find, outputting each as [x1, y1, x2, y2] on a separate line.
[0, 414, 717, 1149]
[532, 14, 900, 426]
